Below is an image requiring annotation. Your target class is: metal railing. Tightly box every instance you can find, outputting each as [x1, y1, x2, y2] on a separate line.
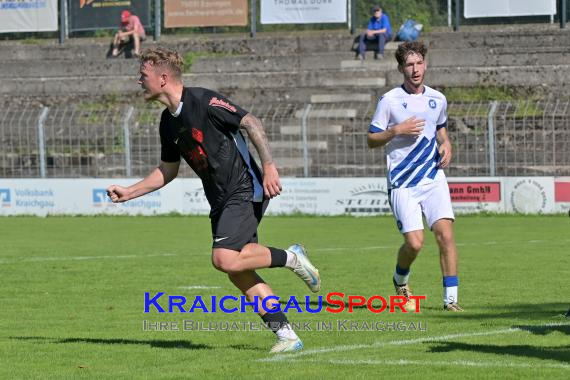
[1, 100, 569, 179]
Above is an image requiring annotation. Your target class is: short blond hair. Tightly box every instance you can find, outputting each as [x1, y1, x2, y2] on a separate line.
[140, 47, 184, 81]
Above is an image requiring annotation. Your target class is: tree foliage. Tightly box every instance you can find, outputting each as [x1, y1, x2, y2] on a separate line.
[356, 0, 447, 32]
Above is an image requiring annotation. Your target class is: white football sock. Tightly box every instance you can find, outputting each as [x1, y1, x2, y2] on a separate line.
[393, 272, 410, 286]
[276, 323, 298, 340]
[285, 251, 297, 269]
[443, 286, 458, 305]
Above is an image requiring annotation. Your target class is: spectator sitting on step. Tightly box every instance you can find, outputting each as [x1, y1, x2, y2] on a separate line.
[357, 5, 392, 60]
[110, 10, 146, 58]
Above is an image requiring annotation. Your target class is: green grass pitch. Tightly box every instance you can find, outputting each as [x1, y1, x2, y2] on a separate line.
[0, 215, 568, 379]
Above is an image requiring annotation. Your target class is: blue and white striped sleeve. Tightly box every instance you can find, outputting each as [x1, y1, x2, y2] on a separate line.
[369, 96, 390, 133]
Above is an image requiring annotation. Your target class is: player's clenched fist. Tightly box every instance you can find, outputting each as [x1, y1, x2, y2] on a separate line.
[106, 185, 130, 203]
[262, 163, 282, 199]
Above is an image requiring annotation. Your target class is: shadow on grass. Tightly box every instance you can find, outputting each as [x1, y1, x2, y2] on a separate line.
[228, 344, 263, 351]
[429, 341, 570, 364]
[515, 323, 570, 336]
[11, 336, 211, 350]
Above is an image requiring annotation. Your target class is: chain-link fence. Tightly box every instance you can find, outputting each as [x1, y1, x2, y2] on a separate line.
[1, 100, 569, 179]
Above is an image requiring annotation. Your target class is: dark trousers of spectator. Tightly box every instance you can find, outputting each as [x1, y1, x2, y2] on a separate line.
[358, 33, 390, 58]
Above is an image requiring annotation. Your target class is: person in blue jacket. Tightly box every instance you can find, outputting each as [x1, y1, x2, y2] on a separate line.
[358, 4, 392, 60]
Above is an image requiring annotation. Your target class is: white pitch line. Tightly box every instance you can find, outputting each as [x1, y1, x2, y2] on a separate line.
[2, 238, 569, 264]
[261, 322, 570, 363]
[302, 358, 570, 370]
[0, 253, 177, 265]
[262, 328, 518, 362]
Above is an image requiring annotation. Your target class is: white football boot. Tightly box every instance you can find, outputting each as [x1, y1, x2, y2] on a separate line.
[270, 336, 304, 354]
[287, 244, 321, 293]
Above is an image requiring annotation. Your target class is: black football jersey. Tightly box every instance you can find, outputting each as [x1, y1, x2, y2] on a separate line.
[159, 87, 263, 215]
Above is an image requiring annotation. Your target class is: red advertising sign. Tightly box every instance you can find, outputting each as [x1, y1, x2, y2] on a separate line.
[448, 182, 501, 203]
[554, 180, 570, 202]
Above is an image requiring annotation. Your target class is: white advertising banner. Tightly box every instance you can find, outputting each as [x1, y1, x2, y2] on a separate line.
[267, 178, 390, 215]
[169, 178, 390, 216]
[0, 0, 58, 33]
[503, 177, 555, 214]
[261, 0, 347, 24]
[0, 179, 182, 216]
[0, 177, 566, 216]
[464, 0, 556, 18]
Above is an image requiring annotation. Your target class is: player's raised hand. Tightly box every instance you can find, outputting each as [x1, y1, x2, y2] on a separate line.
[438, 141, 453, 168]
[396, 116, 424, 137]
[106, 185, 131, 203]
[262, 163, 282, 199]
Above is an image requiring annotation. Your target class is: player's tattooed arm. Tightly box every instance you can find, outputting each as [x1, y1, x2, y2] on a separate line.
[240, 113, 274, 165]
[240, 113, 282, 198]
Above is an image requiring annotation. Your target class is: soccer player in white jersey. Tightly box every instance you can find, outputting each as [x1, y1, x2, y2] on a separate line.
[367, 41, 463, 312]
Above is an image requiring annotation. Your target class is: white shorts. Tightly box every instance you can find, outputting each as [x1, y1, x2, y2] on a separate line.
[390, 178, 455, 234]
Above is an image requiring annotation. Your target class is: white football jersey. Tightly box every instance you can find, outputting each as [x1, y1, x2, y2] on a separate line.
[369, 85, 448, 189]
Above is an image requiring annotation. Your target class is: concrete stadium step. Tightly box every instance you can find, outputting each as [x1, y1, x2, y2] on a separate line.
[271, 140, 328, 150]
[194, 70, 386, 91]
[0, 42, 113, 61]
[294, 108, 357, 118]
[223, 86, 386, 108]
[0, 31, 389, 61]
[0, 69, 387, 95]
[190, 46, 400, 74]
[168, 31, 395, 56]
[426, 29, 570, 50]
[0, 75, 140, 95]
[340, 59, 398, 71]
[428, 48, 570, 68]
[3, 27, 570, 107]
[386, 64, 570, 88]
[1, 27, 566, 63]
[191, 52, 357, 73]
[280, 125, 344, 135]
[275, 157, 311, 169]
[9, 45, 568, 80]
[310, 94, 372, 103]
[0, 59, 139, 78]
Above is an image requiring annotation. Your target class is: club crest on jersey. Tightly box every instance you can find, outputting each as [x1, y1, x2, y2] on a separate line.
[429, 99, 436, 109]
[209, 97, 237, 113]
[402, 102, 407, 109]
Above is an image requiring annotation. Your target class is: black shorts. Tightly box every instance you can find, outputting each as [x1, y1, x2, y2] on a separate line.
[210, 200, 269, 251]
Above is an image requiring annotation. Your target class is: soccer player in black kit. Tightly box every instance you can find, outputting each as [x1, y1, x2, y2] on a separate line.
[106, 47, 320, 353]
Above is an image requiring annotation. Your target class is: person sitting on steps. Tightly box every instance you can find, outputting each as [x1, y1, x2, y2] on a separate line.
[110, 10, 146, 58]
[357, 4, 392, 60]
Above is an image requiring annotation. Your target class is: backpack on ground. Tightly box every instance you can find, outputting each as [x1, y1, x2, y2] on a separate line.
[396, 19, 423, 41]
